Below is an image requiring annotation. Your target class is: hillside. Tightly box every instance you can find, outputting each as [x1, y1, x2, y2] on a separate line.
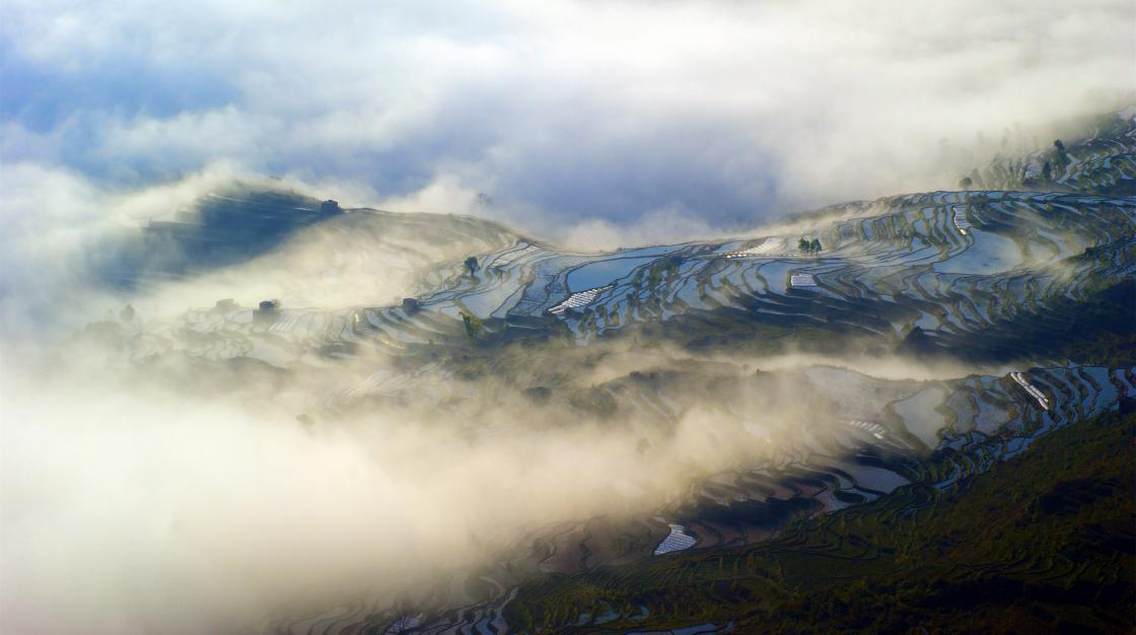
[73, 114, 1136, 635]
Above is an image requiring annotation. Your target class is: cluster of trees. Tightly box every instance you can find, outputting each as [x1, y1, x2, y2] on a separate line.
[961, 137, 1071, 191]
[630, 255, 684, 290]
[798, 237, 822, 254]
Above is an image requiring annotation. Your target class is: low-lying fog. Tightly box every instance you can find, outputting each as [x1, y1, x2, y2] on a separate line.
[0, 173, 1013, 633]
[0, 81, 1117, 631]
[3, 338, 991, 633]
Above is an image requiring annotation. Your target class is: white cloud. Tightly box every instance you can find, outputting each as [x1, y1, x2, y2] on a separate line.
[559, 203, 721, 252]
[2, 0, 1131, 237]
[1, 3, 1132, 629]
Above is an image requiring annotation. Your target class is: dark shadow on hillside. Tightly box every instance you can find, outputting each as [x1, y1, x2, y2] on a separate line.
[93, 188, 344, 290]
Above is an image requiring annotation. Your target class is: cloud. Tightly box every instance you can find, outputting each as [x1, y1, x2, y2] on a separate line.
[1, 0, 1131, 237]
[2, 324, 978, 633]
[558, 203, 722, 251]
[0, 161, 259, 333]
[0, 6, 1132, 628]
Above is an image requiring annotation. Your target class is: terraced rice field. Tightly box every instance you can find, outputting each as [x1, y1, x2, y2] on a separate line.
[105, 115, 1134, 634]
[268, 362, 1134, 634]
[126, 121, 1135, 367]
[136, 187, 1133, 366]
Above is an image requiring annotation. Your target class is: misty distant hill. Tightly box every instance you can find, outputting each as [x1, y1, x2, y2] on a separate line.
[69, 111, 1136, 635]
[92, 186, 522, 291]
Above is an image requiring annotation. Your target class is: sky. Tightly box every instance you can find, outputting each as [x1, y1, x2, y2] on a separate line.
[2, 0, 1133, 241]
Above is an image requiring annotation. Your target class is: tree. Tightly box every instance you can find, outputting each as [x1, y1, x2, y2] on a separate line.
[810, 238, 821, 253]
[460, 311, 482, 339]
[799, 237, 810, 252]
[631, 269, 644, 287]
[958, 176, 972, 190]
[1053, 139, 1068, 167]
[464, 256, 480, 276]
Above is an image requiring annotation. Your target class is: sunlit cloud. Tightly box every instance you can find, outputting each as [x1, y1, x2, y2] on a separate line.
[2, 0, 1131, 234]
[0, 2, 1132, 632]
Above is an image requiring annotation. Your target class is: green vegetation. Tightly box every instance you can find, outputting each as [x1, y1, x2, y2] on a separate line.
[798, 237, 822, 254]
[460, 311, 483, 339]
[1048, 280, 1136, 367]
[465, 256, 481, 276]
[505, 411, 1136, 633]
[639, 255, 684, 289]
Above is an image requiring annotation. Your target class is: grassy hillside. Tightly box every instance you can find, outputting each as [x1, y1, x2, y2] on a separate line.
[505, 409, 1136, 634]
